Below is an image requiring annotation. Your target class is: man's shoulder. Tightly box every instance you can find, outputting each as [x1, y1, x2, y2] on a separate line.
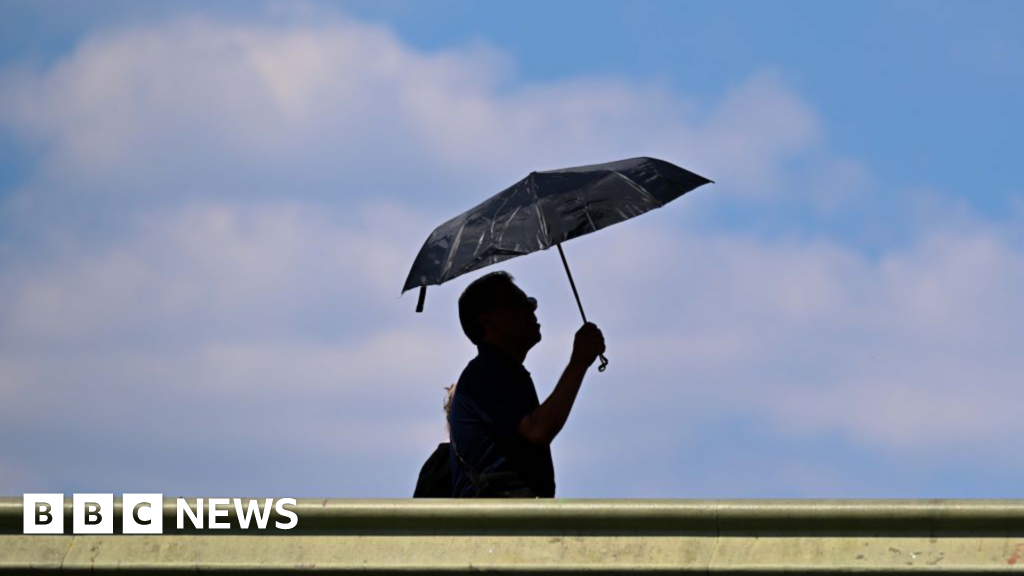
[454, 354, 491, 401]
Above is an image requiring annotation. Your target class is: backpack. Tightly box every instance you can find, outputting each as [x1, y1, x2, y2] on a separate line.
[413, 442, 452, 497]
[412, 440, 539, 498]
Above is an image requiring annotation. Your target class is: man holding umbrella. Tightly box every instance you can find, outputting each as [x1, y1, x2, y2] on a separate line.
[448, 270, 605, 498]
[405, 157, 710, 496]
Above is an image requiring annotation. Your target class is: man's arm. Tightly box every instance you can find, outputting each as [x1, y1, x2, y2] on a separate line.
[517, 323, 604, 446]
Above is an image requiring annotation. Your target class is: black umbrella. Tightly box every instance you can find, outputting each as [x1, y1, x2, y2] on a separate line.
[402, 156, 713, 372]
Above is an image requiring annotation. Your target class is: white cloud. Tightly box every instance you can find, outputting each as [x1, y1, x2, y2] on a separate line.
[0, 11, 820, 211]
[0, 201, 426, 342]
[554, 214, 1024, 460]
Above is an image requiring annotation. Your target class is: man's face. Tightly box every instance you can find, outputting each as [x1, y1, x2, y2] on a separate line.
[480, 283, 541, 349]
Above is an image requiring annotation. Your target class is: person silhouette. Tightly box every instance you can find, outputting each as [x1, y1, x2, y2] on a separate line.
[447, 270, 605, 497]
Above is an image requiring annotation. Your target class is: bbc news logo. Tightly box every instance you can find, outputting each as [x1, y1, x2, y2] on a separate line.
[23, 494, 298, 534]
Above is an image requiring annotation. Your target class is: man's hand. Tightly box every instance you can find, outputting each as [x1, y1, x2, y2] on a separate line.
[570, 322, 605, 368]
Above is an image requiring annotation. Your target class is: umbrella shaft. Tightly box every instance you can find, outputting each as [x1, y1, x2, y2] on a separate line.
[557, 243, 587, 324]
[557, 243, 609, 373]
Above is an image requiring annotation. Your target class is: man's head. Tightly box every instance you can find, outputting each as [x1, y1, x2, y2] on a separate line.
[459, 271, 541, 351]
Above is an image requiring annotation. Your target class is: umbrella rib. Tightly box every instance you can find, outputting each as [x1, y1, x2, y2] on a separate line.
[528, 173, 550, 244]
[576, 172, 617, 234]
[441, 218, 467, 281]
[612, 171, 665, 209]
[496, 205, 522, 246]
[583, 200, 597, 233]
[492, 184, 526, 248]
[486, 191, 515, 248]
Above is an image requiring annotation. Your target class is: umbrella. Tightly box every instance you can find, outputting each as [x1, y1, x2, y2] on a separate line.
[402, 156, 713, 372]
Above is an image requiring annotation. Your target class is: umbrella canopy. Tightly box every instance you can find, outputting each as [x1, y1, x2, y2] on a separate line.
[403, 156, 713, 370]
[403, 156, 712, 295]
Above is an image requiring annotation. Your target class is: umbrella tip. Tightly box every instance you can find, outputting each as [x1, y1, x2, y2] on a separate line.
[415, 285, 426, 313]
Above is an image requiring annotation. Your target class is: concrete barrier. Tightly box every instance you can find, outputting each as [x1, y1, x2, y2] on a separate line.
[3, 498, 1024, 573]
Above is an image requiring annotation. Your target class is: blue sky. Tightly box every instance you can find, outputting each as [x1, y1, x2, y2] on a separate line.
[1, 1, 1022, 498]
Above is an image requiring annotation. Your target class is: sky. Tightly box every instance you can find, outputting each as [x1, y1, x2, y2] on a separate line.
[0, 0, 1022, 499]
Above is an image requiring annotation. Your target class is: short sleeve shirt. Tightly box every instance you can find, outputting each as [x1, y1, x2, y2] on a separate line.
[448, 343, 555, 497]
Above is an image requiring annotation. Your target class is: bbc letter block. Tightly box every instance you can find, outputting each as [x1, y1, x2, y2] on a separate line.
[23, 493, 64, 534]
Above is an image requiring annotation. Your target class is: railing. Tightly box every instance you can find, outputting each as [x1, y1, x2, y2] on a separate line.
[3, 498, 1024, 573]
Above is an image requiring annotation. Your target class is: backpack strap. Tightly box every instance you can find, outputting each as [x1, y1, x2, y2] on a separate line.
[449, 428, 538, 498]
[448, 432, 487, 496]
